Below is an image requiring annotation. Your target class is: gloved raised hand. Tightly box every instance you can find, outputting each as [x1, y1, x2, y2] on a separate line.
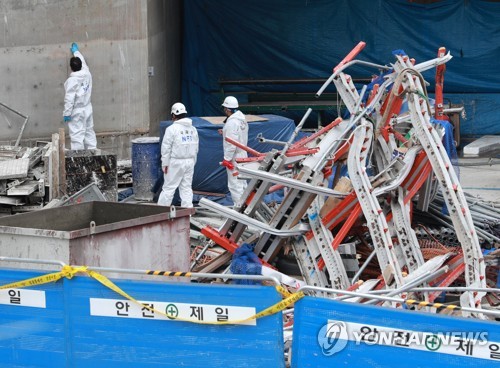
[70, 43, 79, 54]
[63, 116, 71, 122]
[221, 159, 234, 170]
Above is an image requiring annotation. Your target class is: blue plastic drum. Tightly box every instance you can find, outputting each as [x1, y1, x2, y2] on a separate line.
[131, 137, 161, 201]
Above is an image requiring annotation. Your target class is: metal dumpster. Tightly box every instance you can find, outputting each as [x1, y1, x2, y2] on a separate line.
[0, 201, 194, 278]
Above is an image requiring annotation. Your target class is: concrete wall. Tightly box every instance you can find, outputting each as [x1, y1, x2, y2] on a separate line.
[147, 0, 182, 137]
[0, 0, 181, 158]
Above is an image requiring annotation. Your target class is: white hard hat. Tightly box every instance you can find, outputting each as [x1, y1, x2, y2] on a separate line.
[222, 96, 239, 109]
[171, 102, 187, 115]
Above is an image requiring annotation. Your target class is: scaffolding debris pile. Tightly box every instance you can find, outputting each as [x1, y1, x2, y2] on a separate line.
[198, 43, 499, 319]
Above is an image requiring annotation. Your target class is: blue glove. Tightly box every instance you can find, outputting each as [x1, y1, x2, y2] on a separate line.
[70, 43, 79, 54]
[63, 116, 71, 122]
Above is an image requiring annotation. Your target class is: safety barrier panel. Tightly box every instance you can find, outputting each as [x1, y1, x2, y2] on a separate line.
[0, 268, 285, 367]
[291, 296, 500, 367]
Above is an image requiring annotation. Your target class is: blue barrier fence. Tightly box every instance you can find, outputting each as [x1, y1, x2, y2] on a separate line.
[0, 269, 284, 368]
[292, 296, 500, 367]
[3, 267, 499, 368]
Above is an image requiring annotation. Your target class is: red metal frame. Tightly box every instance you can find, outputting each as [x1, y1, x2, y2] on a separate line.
[434, 47, 447, 121]
[322, 192, 357, 229]
[318, 204, 362, 271]
[225, 136, 263, 157]
[201, 225, 276, 269]
[334, 41, 366, 72]
[290, 117, 343, 150]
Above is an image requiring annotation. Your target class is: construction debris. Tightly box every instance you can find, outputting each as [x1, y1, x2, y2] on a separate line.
[117, 159, 133, 186]
[0, 135, 116, 214]
[65, 150, 117, 202]
[0, 143, 50, 214]
[1, 42, 497, 321]
[196, 43, 500, 319]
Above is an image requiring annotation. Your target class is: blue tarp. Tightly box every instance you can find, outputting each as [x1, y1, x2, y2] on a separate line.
[182, 0, 500, 136]
[445, 93, 500, 136]
[160, 114, 295, 194]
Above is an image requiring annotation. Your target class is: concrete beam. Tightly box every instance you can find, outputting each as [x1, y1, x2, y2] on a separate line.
[463, 135, 500, 157]
[0, 1, 181, 158]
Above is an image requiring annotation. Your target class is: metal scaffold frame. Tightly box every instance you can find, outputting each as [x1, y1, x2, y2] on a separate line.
[199, 42, 494, 319]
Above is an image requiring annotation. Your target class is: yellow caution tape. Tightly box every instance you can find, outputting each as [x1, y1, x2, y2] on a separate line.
[0, 265, 86, 290]
[252, 291, 305, 321]
[275, 285, 293, 298]
[86, 269, 305, 325]
[62, 265, 88, 279]
[0, 266, 304, 325]
[1, 266, 467, 324]
[0, 271, 64, 290]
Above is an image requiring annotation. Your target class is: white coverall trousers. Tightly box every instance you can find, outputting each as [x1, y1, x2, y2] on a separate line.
[226, 163, 247, 206]
[158, 157, 195, 208]
[69, 105, 97, 150]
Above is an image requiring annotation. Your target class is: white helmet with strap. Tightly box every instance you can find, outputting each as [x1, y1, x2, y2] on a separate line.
[222, 96, 239, 109]
[171, 102, 187, 115]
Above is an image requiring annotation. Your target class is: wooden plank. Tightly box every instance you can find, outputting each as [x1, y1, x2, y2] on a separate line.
[0, 146, 21, 160]
[193, 251, 231, 274]
[50, 133, 59, 200]
[7, 180, 38, 196]
[0, 158, 29, 179]
[44, 146, 53, 199]
[58, 128, 66, 196]
[0, 196, 24, 205]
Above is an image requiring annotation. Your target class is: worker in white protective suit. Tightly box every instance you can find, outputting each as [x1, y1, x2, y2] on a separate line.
[221, 96, 248, 205]
[158, 103, 199, 208]
[63, 42, 97, 150]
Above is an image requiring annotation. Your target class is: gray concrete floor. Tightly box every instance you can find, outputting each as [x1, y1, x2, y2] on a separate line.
[458, 154, 500, 205]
